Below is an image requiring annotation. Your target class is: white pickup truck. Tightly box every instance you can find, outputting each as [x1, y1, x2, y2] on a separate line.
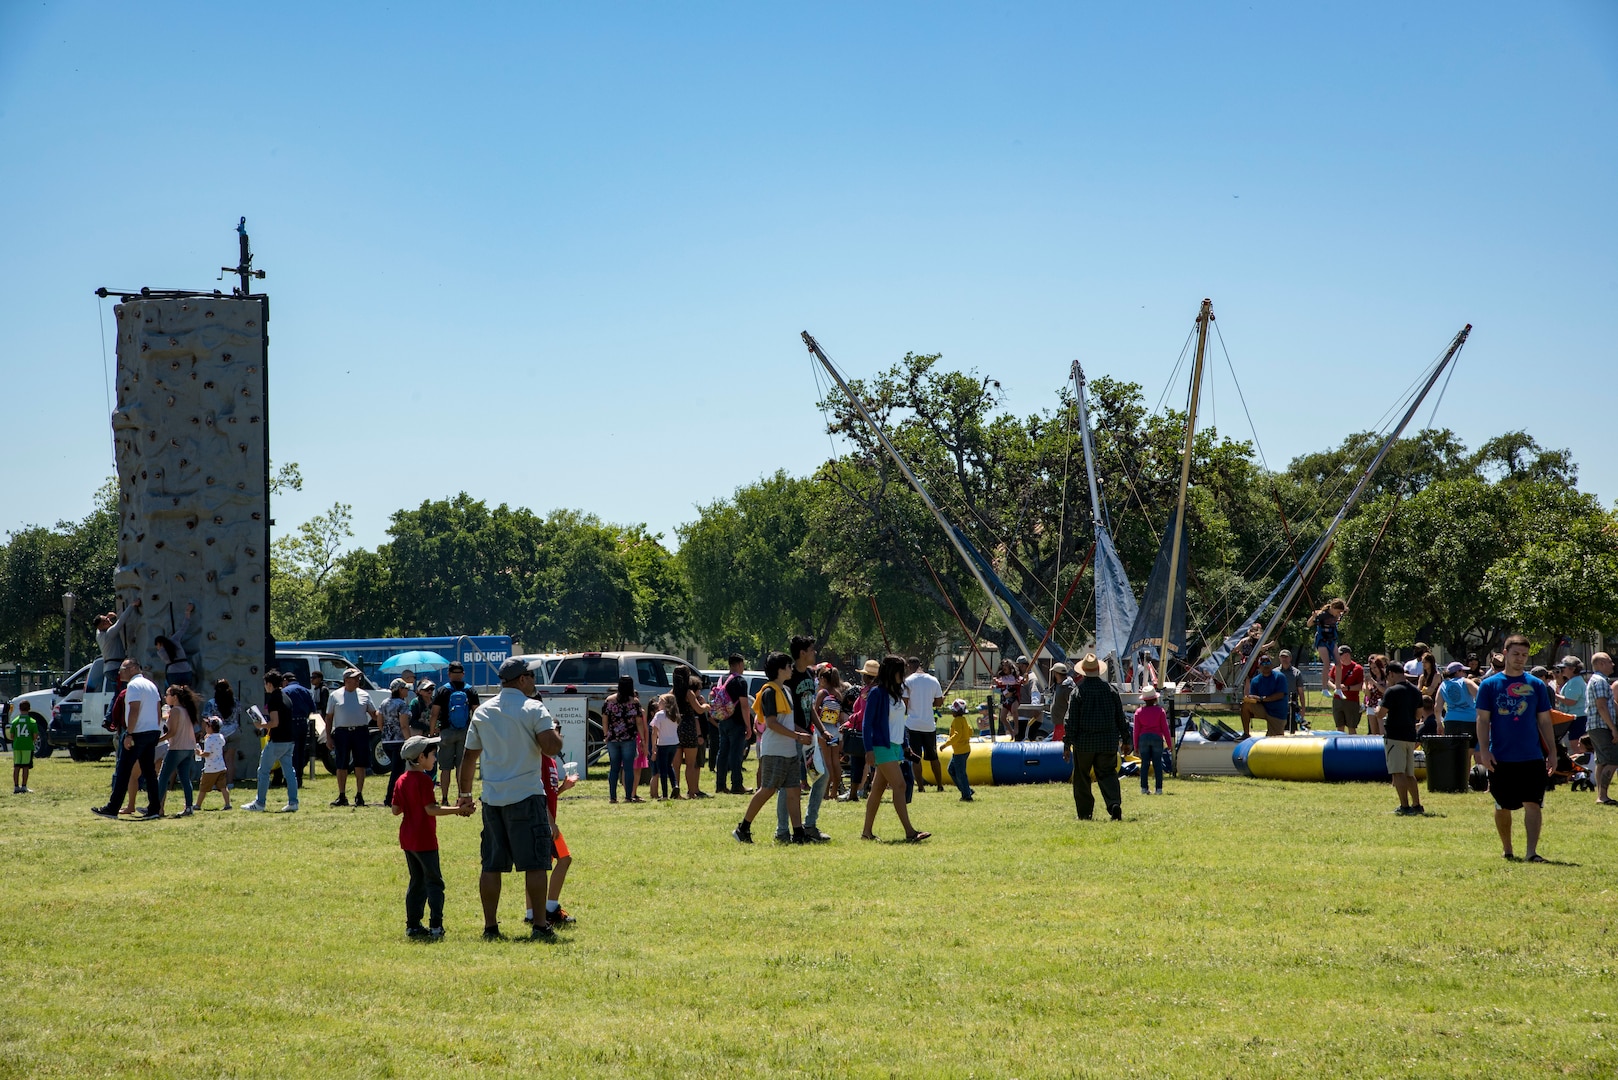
[521, 651, 699, 764]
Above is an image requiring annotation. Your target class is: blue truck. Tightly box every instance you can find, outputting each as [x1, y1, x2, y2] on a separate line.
[275, 636, 514, 691]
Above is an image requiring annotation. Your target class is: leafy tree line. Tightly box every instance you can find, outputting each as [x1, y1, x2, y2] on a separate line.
[4, 356, 1616, 670]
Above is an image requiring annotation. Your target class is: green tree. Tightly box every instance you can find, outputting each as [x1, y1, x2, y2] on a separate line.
[618, 526, 689, 651]
[0, 480, 118, 667]
[522, 509, 634, 650]
[678, 471, 846, 661]
[1329, 464, 1618, 658]
[812, 354, 1274, 663]
[269, 503, 353, 641]
[1482, 496, 1618, 649]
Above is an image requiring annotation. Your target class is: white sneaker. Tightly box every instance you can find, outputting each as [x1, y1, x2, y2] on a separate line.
[242, 801, 265, 812]
[280, 805, 299, 813]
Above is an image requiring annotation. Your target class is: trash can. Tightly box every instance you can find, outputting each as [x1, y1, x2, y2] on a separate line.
[1422, 735, 1469, 794]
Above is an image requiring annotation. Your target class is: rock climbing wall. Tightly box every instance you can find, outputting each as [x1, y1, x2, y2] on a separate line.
[112, 296, 269, 710]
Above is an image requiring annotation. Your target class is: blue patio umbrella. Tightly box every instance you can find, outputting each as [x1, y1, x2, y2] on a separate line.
[378, 650, 451, 673]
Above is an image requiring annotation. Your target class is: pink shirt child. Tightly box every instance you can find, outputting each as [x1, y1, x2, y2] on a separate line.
[1132, 703, 1171, 750]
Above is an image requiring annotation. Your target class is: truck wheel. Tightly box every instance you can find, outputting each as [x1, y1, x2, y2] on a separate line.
[68, 747, 92, 762]
[371, 733, 396, 774]
[33, 743, 54, 759]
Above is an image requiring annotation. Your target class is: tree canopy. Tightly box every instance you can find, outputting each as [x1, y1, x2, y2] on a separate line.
[4, 355, 1615, 672]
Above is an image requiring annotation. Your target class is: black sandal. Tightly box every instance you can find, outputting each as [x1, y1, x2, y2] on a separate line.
[1525, 853, 1548, 863]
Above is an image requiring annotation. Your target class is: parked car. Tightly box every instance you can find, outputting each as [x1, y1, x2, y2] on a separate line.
[699, 669, 768, 703]
[511, 653, 568, 684]
[274, 650, 391, 775]
[15, 663, 96, 760]
[528, 651, 698, 764]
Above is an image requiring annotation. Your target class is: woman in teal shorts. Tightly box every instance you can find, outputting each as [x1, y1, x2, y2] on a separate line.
[859, 655, 930, 843]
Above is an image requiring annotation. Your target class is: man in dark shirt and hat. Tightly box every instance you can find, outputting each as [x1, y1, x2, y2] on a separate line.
[1063, 653, 1130, 821]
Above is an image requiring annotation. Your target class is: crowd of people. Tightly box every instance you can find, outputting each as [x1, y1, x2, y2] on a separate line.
[1236, 609, 1616, 863]
[8, 599, 1608, 936]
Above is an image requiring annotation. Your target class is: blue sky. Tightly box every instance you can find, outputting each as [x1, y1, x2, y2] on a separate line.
[2, 1, 1614, 552]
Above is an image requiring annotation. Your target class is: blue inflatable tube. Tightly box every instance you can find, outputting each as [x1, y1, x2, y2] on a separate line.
[989, 740, 1073, 784]
[1322, 735, 1392, 781]
[1232, 737, 1259, 777]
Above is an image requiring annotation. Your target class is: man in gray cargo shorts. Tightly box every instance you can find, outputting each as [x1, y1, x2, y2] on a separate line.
[1585, 652, 1617, 805]
[458, 657, 564, 941]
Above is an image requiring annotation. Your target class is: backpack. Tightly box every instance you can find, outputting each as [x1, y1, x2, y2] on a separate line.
[446, 687, 472, 729]
[752, 684, 786, 737]
[710, 677, 736, 721]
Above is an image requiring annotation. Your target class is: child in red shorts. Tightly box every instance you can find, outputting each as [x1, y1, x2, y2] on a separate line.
[526, 753, 577, 928]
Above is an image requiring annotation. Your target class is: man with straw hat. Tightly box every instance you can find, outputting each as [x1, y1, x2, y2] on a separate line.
[1062, 653, 1129, 821]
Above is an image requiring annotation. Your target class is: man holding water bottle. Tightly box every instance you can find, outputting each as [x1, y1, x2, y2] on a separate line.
[458, 657, 564, 942]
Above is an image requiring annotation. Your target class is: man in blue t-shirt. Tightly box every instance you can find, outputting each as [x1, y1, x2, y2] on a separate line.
[1475, 634, 1555, 862]
[1240, 654, 1290, 738]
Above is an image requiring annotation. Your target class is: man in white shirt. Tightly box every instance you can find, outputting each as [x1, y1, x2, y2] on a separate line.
[458, 657, 563, 942]
[93, 659, 163, 819]
[324, 668, 380, 807]
[903, 657, 945, 793]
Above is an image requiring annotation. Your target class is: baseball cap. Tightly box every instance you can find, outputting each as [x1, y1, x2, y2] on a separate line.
[401, 735, 440, 762]
[949, 698, 968, 715]
[1445, 661, 1465, 675]
[389, 678, 408, 692]
[499, 656, 532, 682]
[343, 667, 362, 679]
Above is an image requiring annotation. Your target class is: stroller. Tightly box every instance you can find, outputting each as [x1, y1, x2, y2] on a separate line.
[1569, 739, 1595, 793]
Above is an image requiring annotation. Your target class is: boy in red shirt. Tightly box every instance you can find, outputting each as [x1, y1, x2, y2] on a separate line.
[392, 736, 474, 939]
[526, 754, 577, 928]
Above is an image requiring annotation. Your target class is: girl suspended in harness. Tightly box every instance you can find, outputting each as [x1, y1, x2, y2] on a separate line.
[1308, 598, 1348, 680]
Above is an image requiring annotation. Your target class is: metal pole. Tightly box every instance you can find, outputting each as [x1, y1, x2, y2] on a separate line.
[1234, 324, 1472, 692]
[1158, 300, 1212, 681]
[1072, 362, 1105, 532]
[61, 591, 75, 675]
[802, 331, 1039, 667]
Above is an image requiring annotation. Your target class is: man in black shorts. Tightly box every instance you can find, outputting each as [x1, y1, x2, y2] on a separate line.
[1475, 635, 1556, 862]
[458, 658, 564, 940]
[902, 656, 945, 791]
[324, 668, 381, 807]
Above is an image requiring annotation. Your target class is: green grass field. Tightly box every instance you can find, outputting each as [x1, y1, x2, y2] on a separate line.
[1, 748, 1614, 1078]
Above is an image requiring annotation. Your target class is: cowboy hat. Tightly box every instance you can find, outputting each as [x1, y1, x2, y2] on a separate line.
[1140, 686, 1160, 701]
[1079, 653, 1106, 677]
[861, 659, 881, 677]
